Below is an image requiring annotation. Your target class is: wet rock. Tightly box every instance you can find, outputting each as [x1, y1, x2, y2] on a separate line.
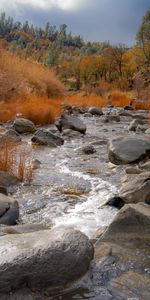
[0, 227, 94, 293]
[125, 166, 142, 174]
[0, 171, 19, 188]
[103, 115, 120, 123]
[88, 107, 103, 116]
[119, 171, 150, 204]
[0, 193, 19, 225]
[91, 226, 107, 244]
[13, 118, 36, 134]
[99, 203, 150, 242]
[80, 145, 96, 155]
[136, 124, 149, 133]
[124, 105, 134, 110]
[31, 159, 41, 170]
[108, 135, 150, 165]
[145, 128, 150, 134]
[0, 223, 49, 236]
[106, 196, 125, 209]
[31, 130, 64, 147]
[0, 129, 21, 143]
[84, 112, 92, 117]
[139, 160, 150, 170]
[109, 271, 150, 300]
[55, 114, 86, 134]
[62, 128, 84, 138]
[0, 186, 7, 195]
[128, 119, 139, 131]
[95, 203, 150, 299]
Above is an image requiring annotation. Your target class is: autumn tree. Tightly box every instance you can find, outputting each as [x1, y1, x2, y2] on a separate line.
[136, 8, 150, 81]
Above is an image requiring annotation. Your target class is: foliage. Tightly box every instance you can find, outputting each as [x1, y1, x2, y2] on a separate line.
[0, 49, 65, 100]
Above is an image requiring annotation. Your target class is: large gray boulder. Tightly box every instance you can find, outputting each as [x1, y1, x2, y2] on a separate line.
[108, 135, 150, 165]
[13, 118, 36, 134]
[0, 227, 94, 293]
[98, 203, 150, 242]
[0, 193, 19, 225]
[119, 171, 150, 204]
[55, 114, 86, 134]
[31, 130, 64, 146]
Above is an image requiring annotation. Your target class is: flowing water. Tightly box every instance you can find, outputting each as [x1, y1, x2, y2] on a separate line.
[12, 112, 132, 299]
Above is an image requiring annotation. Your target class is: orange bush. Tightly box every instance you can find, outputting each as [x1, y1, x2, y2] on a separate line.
[0, 141, 33, 183]
[133, 101, 150, 110]
[64, 91, 131, 108]
[0, 49, 65, 101]
[0, 95, 62, 124]
[108, 91, 131, 106]
[64, 95, 110, 108]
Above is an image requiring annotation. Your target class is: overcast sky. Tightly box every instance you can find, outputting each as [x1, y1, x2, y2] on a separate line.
[0, 0, 149, 45]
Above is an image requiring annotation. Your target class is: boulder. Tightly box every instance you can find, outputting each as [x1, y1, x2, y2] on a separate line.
[94, 203, 150, 299]
[99, 203, 150, 242]
[55, 114, 86, 134]
[0, 171, 19, 188]
[0, 227, 94, 293]
[0, 129, 21, 143]
[88, 107, 103, 116]
[13, 118, 36, 134]
[31, 130, 64, 147]
[110, 271, 150, 300]
[119, 171, 150, 204]
[108, 135, 150, 165]
[0, 193, 19, 225]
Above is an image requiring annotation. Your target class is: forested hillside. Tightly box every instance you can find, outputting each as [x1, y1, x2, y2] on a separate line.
[0, 10, 150, 95]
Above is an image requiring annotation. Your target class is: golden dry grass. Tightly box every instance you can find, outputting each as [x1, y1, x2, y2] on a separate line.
[64, 91, 131, 108]
[0, 95, 62, 124]
[0, 49, 65, 100]
[0, 141, 33, 183]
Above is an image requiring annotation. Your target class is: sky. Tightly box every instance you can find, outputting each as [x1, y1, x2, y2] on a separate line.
[0, 0, 150, 45]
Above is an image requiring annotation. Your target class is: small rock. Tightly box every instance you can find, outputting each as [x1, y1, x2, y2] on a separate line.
[0, 171, 19, 189]
[106, 196, 125, 209]
[81, 145, 96, 155]
[145, 128, 150, 134]
[31, 130, 64, 147]
[128, 119, 139, 131]
[88, 107, 103, 116]
[13, 118, 36, 134]
[0, 193, 19, 225]
[55, 114, 86, 134]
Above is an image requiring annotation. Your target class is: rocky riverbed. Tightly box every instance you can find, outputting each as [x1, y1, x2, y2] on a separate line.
[0, 105, 150, 299]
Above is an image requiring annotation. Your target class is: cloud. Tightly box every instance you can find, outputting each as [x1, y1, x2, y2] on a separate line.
[0, 0, 85, 11]
[0, 0, 149, 45]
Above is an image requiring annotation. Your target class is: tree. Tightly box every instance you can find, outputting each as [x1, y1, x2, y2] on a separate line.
[136, 8, 150, 79]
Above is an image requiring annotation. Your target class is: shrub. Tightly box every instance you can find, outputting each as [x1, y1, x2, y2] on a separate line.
[0, 49, 65, 101]
[0, 95, 62, 124]
[0, 141, 33, 183]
